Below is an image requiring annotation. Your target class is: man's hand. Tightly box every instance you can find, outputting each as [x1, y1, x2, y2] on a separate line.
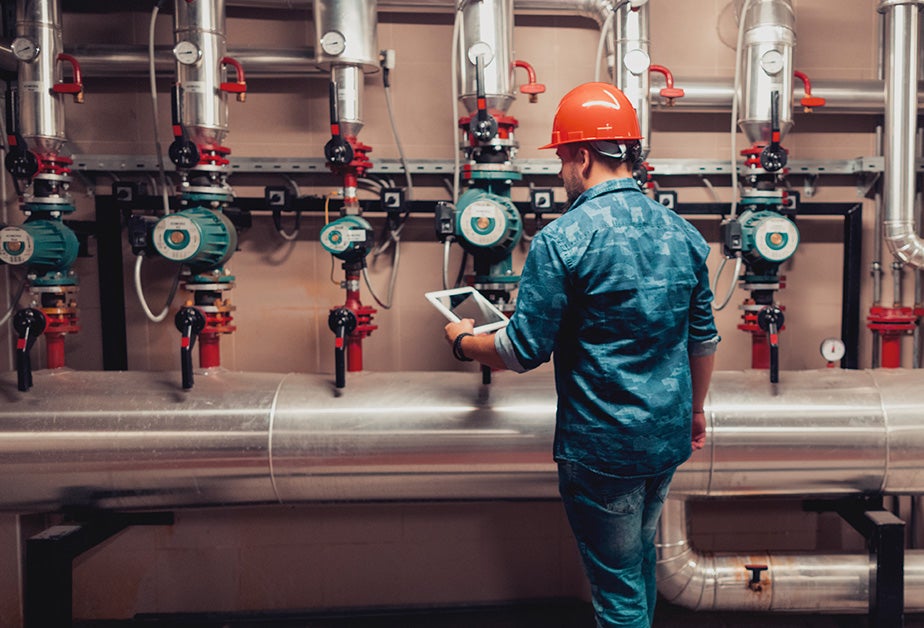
[444, 319, 475, 347]
[691, 410, 706, 450]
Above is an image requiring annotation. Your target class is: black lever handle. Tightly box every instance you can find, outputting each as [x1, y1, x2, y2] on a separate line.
[175, 306, 206, 390]
[168, 83, 199, 169]
[12, 308, 46, 392]
[760, 90, 787, 172]
[324, 80, 354, 166]
[469, 55, 498, 142]
[757, 306, 785, 384]
[328, 308, 357, 389]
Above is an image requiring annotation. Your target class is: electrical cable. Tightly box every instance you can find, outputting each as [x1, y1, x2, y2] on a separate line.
[134, 254, 182, 323]
[276, 174, 300, 241]
[442, 238, 453, 290]
[594, 9, 615, 82]
[711, 254, 743, 311]
[383, 78, 415, 201]
[148, 3, 171, 215]
[362, 235, 401, 310]
[0, 273, 27, 328]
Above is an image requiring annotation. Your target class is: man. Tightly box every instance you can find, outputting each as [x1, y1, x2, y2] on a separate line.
[443, 82, 718, 627]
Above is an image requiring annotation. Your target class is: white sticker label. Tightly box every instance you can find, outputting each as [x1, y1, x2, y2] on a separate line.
[0, 227, 34, 265]
[183, 81, 208, 94]
[153, 216, 201, 261]
[20, 81, 42, 93]
[344, 229, 366, 243]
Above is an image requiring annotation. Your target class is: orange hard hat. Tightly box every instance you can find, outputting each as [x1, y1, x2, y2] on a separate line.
[539, 82, 643, 150]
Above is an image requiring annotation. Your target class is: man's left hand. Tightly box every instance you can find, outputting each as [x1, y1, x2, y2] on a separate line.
[444, 319, 475, 347]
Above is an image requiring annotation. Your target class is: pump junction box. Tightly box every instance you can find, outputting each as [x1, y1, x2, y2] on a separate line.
[656, 191, 677, 210]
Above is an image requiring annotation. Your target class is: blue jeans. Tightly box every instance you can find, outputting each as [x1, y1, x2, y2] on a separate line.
[558, 461, 675, 628]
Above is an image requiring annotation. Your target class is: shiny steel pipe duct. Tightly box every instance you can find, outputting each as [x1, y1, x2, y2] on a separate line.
[16, 0, 67, 156]
[174, 0, 232, 149]
[738, 0, 795, 144]
[881, 0, 924, 268]
[69, 45, 320, 78]
[6, 369, 924, 512]
[458, 0, 516, 115]
[227, 0, 614, 20]
[613, 1, 650, 156]
[657, 498, 924, 612]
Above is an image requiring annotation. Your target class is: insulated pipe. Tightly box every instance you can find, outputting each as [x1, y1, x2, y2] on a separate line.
[656, 498, 924, 612]
[613, 1, 650, 156]
[458, 0, 516, 115]
[16, 0, 67, 157]
[6, 369, 924, 512]
[881, 0, 924, 269]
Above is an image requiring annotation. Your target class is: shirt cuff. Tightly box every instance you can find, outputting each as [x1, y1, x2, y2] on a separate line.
[689, 335, 720, 357]
[494, 327, 529, 373]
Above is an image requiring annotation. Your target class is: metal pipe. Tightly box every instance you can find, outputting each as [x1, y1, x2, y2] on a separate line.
[657, 498, 924, 612]
[6, 369, 924, 512]
[458, 0, 516, 115]
[881, 0, 924, 268]
[613, 1, 650, 156]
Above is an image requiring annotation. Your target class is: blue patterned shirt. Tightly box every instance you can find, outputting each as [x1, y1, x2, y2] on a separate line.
[495, 177, 719, 478]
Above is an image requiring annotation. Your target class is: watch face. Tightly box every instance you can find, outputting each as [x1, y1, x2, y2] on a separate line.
[11, 37, 39, 62]
[320, 31, 346, 56]
[173, 41, 201, 66]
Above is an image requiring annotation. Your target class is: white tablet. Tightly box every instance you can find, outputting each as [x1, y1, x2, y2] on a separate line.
[425, 287, 509, 334]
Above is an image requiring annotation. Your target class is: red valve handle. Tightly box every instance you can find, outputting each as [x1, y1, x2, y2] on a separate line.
[514, 60, 545, 103]
[794, 70, 825, 111]
[649, 64, 684, 103]
[53, 53, 84, 103]
[220, 56, 247, 102]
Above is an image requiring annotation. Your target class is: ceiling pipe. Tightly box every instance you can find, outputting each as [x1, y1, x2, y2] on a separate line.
[657, 498, 924, 613]
[4, 369, 924, 512]
[880, 0, 924, 268]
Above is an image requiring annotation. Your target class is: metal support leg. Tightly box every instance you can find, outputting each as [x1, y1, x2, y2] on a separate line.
[23, 511, 173, 628]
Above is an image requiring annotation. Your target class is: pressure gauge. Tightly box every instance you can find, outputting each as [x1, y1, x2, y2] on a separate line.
[760, 49, 785, 76]
[467, 41, 494, 67]
[173, 41, 201, 66]
[11, 37, 39, 62]
[623, 48, 650, 76]
[320, 30, 346, 56]
[820, 338, 846, 363]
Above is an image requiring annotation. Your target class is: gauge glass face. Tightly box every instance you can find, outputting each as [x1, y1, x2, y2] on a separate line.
[11, 37, 39, 62]
[320, 31, 346, 56]
[820, 338, 846, 362]
[760, 49, 785, 75]
[173, 41, 201, 66]
[467, 41, 494, 67]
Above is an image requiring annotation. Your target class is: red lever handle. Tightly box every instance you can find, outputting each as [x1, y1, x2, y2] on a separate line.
[794, 70, 825, 111]
[52, 53, 84, 103]
[220, 56, 247, 102]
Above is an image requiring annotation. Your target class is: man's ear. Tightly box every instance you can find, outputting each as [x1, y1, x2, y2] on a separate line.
[577, 146, 594, 179]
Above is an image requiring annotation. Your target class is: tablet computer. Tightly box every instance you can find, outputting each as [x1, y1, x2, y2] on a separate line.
[425, 287, 509, 334]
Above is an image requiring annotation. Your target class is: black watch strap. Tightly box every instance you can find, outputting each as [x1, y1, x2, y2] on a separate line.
[452, 332, 474, 362]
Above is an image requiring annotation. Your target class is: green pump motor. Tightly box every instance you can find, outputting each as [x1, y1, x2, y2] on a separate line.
[0, 219, 79, 282]
[152, 206, 237, 273]
[454, 188, 523, 285]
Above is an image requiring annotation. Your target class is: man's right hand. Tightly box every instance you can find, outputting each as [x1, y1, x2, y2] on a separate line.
[691, 411, 706, 450]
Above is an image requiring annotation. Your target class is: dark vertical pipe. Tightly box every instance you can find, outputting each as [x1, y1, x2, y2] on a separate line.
[94, 195, 128, 370]
[843, 204, 863, 369]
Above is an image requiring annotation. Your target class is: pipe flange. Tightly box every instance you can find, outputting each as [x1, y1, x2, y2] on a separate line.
[878, 0, 924, 13]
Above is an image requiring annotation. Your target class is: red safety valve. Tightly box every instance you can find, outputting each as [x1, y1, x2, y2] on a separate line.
[794, 70, 825, 112]
[514, 60, 545, 104]
[220, 56, 247, 103]
[649, 64, 684, 105]
[53, 53, 84, 104]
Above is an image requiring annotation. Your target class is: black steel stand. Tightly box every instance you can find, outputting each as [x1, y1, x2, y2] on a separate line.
[24, 510, 174, 628]
[807, 496, 905, 627]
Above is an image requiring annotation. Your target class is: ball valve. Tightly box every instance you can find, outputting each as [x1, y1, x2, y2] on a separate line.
[152, 207, 237, 273]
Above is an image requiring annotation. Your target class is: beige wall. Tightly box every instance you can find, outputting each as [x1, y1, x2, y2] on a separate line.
[0, 0, 903, 624]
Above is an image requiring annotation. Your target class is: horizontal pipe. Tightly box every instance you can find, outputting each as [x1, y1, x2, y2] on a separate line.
[657, 498, 924, 612]
[69, 45, 320, 78]
[3, 369, 924, 512]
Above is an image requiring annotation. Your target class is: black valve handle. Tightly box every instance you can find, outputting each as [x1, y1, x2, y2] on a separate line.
[328, 308, 357, 389]
[4, 83, 38, 182]
[12, 308, 46, 392]
[175, 306, 206, 390]
[469, 55, 498, 143]
[324, 81, 354, 166]
[760, 90, 788, 172]
[757, 306, 785, 384]
[168, 83, 200, 169]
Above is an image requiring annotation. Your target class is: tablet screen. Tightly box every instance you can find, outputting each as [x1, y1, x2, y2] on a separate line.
[435, 291, 507, 328]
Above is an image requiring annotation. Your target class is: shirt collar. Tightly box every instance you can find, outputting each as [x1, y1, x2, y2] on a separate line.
[568, 177, 641, 212]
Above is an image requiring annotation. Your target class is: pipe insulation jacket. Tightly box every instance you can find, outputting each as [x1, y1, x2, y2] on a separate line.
[2, 369, 924, 512]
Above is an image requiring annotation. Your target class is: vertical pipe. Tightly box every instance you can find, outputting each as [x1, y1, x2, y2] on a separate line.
[16, 0, 66, 157]
[613, 2, 650, 156]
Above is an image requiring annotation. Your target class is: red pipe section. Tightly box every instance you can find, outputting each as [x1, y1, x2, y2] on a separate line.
[794, 70, 825, 111]
[514, 60, 545, 103]
[649, 64, 684, 103]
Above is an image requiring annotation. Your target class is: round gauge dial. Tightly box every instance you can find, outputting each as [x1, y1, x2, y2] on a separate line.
[11, 37, 39, 62]
[467, 41, 494, 67]
[760, 49, 785, 76]
[820, 337, 846, 363]
[173, 41, 201, 66]
[320, 30, 347, 56]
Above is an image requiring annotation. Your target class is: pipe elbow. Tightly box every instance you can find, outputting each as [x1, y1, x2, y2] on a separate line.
[884, 221, 924, 268]
[656, 546, 714, 610]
